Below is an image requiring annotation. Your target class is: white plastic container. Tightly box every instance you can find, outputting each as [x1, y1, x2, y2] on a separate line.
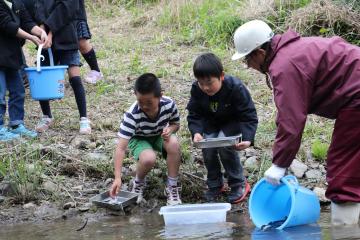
[159, 203, 231, 225]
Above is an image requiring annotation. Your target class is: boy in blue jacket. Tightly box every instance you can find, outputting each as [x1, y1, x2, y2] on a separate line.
[187, 53, 258, 203]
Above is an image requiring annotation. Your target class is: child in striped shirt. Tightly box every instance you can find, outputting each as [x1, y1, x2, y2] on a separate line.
[110, 73, 182, 205]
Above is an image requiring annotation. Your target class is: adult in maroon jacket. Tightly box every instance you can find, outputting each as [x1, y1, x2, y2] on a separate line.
[232, 20, 360, 225]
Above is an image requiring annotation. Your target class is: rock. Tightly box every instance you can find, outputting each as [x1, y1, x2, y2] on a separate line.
[63, 202, 76, 210]
[129, 164, 137, 173]
[244, 156, 258, 171]
[104, 178, 113, 187]
[152, 169, 162, 176]
[305, 169, 322, 180]
[308, 160, 320, 169]
[62, 208, 78, 219]
[289, 159, 308, 178]
[23, 202, 37, 209]
[0, 196, 5, 203]
[34, 202, 62, 218]
[245, 148, 257, 158]
[78, 202, 92, 212]
[44, 160, 53, 166]
[85, 152, 108, 162]
[72, 185, 83, 191]
[319, 165, 326, 174]
[42, 181, 57, 193]
[82, 189, 99, 194]
[313, 187, 330, 203]
[71, 136, 93, 149]
[0, 181, 14, 196]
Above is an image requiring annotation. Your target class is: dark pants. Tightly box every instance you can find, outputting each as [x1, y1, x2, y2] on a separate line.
[0, 68, 25, 127]
[326, 107, 360, 203]
[202, 131, 245, 189]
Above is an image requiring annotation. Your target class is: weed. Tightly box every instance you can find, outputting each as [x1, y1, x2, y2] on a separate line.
[0, 143, 45, 203]
[311, 139, 329, 161]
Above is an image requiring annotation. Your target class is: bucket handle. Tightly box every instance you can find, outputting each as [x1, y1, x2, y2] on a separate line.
[36, 44, 55, 72]
[281, 175, 299, 192]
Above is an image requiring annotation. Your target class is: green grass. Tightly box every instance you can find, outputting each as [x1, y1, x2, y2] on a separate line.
[157, 0, 243, 49]
[0, 143, 45, 203]
[311, 139, 329, 161]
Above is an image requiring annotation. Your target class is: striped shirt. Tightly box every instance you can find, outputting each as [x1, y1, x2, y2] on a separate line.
[118, 96, 180, 139]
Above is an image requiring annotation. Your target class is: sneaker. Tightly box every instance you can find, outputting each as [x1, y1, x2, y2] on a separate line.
[35, 115, 54, 133]
[84, 70, 103, 84]
[228, 181, 251, 204]
[204, 185, 225, 202]
[79, 117, 91, 135]
[165, 185, 182, 206]
[0, 126, 20, 141]
[10, 124, 37, 138]
[131, 179, 145, 204]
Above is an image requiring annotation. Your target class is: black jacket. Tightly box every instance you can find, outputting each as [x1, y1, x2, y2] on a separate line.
[0, 0, 36, 69]
[76, 0, 86, 21]
[34, 0, 79, 51]
[187, 75, 258, 143]
[19, 0, 35, 19]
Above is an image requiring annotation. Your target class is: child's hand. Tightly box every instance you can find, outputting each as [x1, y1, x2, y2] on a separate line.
[193, 133, 203, 143]
[109, 178, 122, 198]
[234, 141, 251, 151]
[161, 127, 172, 141]
[43, 32, 53, 49]
[40, 30, 48, 44]
[30, 35, 42, 46]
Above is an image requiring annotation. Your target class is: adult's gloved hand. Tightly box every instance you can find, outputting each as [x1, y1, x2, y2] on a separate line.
[264, 164, 286, 185]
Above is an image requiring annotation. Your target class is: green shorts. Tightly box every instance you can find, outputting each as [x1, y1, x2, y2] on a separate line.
[128, 135, 166, 160]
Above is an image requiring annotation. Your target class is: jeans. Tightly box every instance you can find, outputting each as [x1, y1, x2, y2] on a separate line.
[0, 68, 25, 127]
[202, 131, 245, 189]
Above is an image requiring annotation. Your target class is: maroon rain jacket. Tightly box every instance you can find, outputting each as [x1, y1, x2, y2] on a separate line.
[267, 30, 360, 168]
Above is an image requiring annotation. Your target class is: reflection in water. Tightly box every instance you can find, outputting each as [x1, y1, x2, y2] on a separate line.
[158, 222, 236, 239]
[1, 211, 360, 239]
[252, 224, 322, 240]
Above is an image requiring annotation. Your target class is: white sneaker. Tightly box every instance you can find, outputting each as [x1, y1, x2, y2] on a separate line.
[35, 115, 54, 133]
[79, 117, 91, 134]
[84, 70, 103, 84]
[165, 185, 182, 206]
[131, 179, 145, 204]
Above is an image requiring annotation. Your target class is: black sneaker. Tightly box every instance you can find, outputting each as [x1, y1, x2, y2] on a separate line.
[204, 186, 224, 202]
[228, 182, 251, 204]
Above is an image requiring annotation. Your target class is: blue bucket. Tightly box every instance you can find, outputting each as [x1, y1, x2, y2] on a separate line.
[25, 45, 68, 100]
[249, 175, 320, 229]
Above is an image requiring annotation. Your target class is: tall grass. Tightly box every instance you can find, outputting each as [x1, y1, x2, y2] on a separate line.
[0, 143, 45, 203]
[157, 0, 243, 49]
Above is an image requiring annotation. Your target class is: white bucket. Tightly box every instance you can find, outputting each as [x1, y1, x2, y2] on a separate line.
[159, 203, 231, 225]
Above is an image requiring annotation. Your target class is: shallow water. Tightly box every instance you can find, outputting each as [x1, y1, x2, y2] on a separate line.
[1, 210, 360, 239]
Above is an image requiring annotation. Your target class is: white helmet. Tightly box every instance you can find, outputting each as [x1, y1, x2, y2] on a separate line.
[232, 20, 274, 61]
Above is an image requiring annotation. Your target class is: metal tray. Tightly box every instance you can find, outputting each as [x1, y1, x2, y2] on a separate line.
[194, 135, 242, 149]
[90, 190, 138, 211]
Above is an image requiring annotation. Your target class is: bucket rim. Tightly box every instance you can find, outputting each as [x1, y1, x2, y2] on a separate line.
[25, 65, 68, 71]
[249, 176, 296, 229]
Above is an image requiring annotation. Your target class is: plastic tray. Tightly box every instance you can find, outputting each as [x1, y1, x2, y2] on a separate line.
[193, 135, 242, 149]
[90, 190, 138, 211]
[159, 203, 231, 225]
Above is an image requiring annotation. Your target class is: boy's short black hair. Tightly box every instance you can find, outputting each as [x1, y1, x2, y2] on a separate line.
[134, 73, 161, 97]
[193, 53, 224, 79]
